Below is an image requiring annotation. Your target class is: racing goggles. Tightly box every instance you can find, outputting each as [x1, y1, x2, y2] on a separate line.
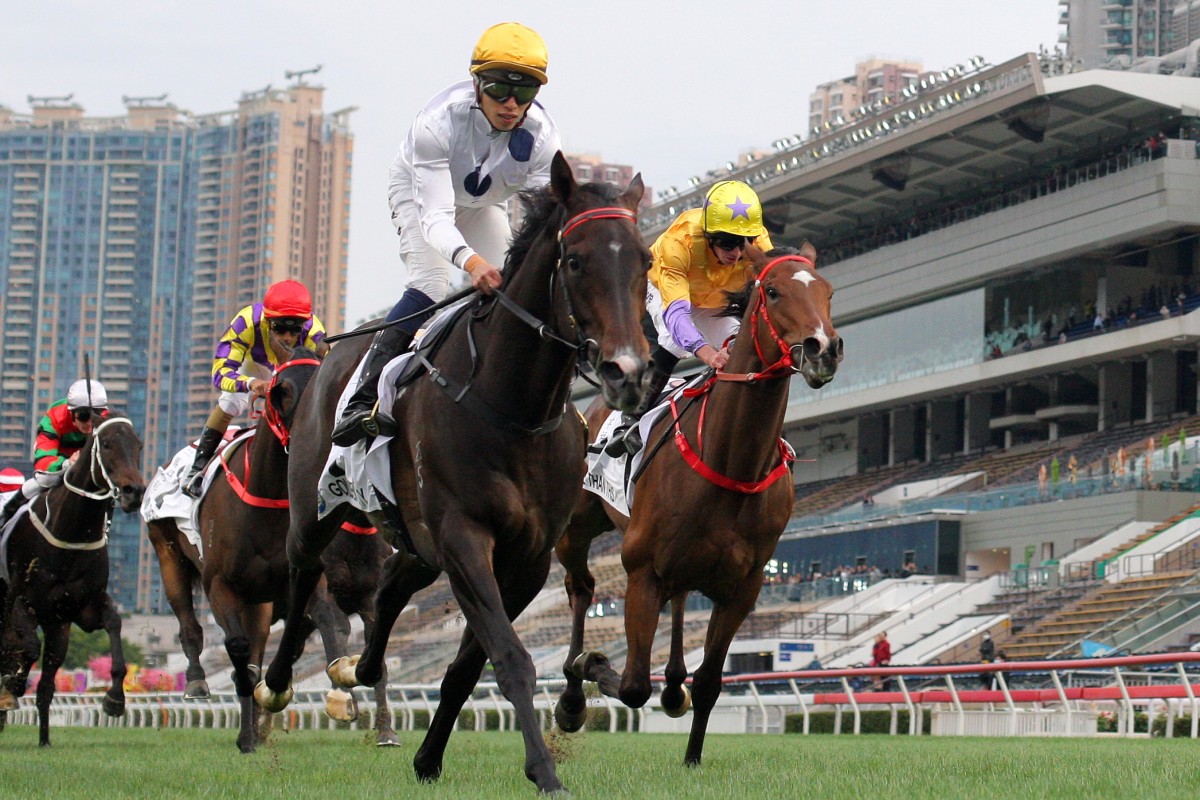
[708, 232, 751, 252]
[480, 80, 539, 105]
[269, 317, 306, 335]
[72, 407, 104, 423]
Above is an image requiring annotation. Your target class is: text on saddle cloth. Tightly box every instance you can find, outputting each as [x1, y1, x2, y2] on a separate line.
[582, 377, 687, 516]
[319, 297, 474, 521]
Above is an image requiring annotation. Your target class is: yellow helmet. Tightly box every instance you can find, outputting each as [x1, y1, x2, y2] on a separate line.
[702, 181, 765, 238]
[470, 22, 549, 86]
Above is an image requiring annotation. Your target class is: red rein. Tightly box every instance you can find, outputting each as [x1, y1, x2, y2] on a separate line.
[669, 255, 814, 493]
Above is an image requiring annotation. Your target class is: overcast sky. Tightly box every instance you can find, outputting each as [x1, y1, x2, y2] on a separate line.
[7, 1, 1061, 327]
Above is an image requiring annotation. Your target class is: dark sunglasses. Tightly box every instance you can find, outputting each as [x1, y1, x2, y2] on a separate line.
[480, 80, 539, 105]
[269, 318, 306, 335]
[708, 233, 750, 251]
[73, 407, 103, 423]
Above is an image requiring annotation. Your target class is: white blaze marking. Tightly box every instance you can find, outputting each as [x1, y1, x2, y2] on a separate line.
[811, 322, 830, 350]
[792, 269, 816, 286]
[609, 241, 622, 258]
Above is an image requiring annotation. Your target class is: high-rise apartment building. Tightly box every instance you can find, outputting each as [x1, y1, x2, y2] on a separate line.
[1060, 0, 1183, 68]
[0, 80, 352, 613]
[808, 57, 924, 134]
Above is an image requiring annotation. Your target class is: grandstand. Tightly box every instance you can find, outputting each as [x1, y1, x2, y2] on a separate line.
[254, 53, 1200, 687]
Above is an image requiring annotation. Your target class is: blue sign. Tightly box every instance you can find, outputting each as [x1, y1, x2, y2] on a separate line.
[779, 642, 814, 653]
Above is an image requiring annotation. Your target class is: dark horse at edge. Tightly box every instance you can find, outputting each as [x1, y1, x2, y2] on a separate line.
[256, 152, 650, 793]
[0, 415, 146, 746]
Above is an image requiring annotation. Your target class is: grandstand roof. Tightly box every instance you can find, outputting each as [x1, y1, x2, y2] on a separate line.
[641, 54, 1200, 246]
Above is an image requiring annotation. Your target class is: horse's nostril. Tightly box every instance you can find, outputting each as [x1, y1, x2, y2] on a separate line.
[597, 361, 626, 386]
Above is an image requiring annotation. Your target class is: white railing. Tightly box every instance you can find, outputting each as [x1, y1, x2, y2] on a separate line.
[6, 652, 1200, 739]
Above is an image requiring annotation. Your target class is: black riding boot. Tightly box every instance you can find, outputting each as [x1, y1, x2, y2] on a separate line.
[331, 325, 415, 447]
[604, 364, 675, 457]
[182, 426, 225, 498]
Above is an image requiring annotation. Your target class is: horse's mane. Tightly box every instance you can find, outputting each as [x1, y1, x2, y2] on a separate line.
[505, 181, 627, 275]
[288, 345, 319, 362]
[719, 246, 807, 319]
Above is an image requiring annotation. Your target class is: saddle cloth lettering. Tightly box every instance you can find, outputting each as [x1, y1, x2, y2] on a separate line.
[582, 379, 685, 516]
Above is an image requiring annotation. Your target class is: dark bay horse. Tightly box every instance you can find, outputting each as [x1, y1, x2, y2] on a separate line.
[257, 152, 650, 793]
[0, 415, 145, 746]
[554, 244, 842, 766]
[179, 347, 397, 753]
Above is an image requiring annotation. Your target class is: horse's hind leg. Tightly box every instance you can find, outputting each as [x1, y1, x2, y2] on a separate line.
[352, 552, 438, 688]
[682, 580, 761, 767]
[149, 524, 207, 697]
[554, 501, 618, 733]
[35, 622, 70, 747]
[361, 611, 399, 746]
[659, 594, 691, 719]
[209, 578, 262, 753]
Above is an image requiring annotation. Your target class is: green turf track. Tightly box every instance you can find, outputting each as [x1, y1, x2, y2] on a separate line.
[1, 727, 1198, 799]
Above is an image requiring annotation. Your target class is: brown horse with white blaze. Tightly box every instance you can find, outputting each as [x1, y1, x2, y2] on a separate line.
[554, 243, 842, 766]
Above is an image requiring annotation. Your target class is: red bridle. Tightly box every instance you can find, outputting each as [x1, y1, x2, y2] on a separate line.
[557, 206, 637, 240]
[667, 255, 818, 494]
[261, 357, 320, 448]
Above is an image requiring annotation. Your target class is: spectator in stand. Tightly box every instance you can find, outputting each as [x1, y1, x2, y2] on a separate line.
[978, 631, 995, 689]
[871, 632, 892, 690]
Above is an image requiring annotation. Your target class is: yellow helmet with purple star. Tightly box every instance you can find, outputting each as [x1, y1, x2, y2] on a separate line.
[702, 181, 764, 238]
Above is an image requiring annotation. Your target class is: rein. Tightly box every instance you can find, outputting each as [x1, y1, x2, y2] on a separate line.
[422, 204, 638, 437]
[263, 357, 321, 449]
[32, 416, 135, 551]
[663, 256, 815, 494]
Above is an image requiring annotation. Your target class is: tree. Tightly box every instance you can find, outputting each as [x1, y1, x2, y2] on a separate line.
[61, 626, 144, 670]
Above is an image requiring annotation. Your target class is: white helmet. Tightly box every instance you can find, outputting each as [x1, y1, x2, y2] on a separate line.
[67, 379, 108, 410]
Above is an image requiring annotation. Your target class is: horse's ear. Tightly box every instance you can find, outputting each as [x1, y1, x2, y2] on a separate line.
[799, 240, 818, 266]
[549, 151, 576, 204]
[621, 173, 645, 209]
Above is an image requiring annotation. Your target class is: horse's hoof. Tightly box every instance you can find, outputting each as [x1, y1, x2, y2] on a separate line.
[570, 651, 608, 680]
[253, 680, 293, 712]
[554, 700, 586, 733]
[0, 691, 18, 712]
[326, 655, 361, 688]
[324, 688, 359, 722]
[102, 695, 126, 718]
[661, 685, 691, 718]
[184, 680, 211, 700]
[376, 731, 401, 747]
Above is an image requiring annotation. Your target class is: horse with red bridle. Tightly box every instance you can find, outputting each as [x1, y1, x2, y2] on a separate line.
[153, 347, 394, 752]
[256, 153, 650, 794]
[554, 243, 842, 766]
[0, 414, 145, 746]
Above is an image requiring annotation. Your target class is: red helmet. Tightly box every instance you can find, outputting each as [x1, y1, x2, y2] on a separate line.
[263, 280, 313, 319]
[0, 467, 23, 492]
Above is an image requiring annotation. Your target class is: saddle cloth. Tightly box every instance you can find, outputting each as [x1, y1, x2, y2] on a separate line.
[317, 300, 468, 521]
[140, 427, 248, 558]
[582, 378, 686, 517]
[0, 491, 32, 584]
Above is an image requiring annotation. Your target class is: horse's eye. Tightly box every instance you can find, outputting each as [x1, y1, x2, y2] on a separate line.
[645, 259, 653, 274]
[566, 254, 581, 273]
[765, 285, 779, 300]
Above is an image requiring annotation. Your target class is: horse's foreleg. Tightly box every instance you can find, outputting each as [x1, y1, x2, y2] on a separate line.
[150, 527, 207, 697]
[98, 595, 128, 718]
[208, 578, 259, 753]
[414, 629, 488, 784]
[35, 622, 70, 747]
[683, 580, 761, 767]
[435, 525, 562, 794]
[659, 593, 691, 719]
[244, 601, 274, 746]
[1, 600, 41, 707]
[354, 552, 437, 688]
[618, 564, 664, 710]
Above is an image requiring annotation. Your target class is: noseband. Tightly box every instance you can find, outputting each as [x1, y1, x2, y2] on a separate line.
[63, 416, 136, 501]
